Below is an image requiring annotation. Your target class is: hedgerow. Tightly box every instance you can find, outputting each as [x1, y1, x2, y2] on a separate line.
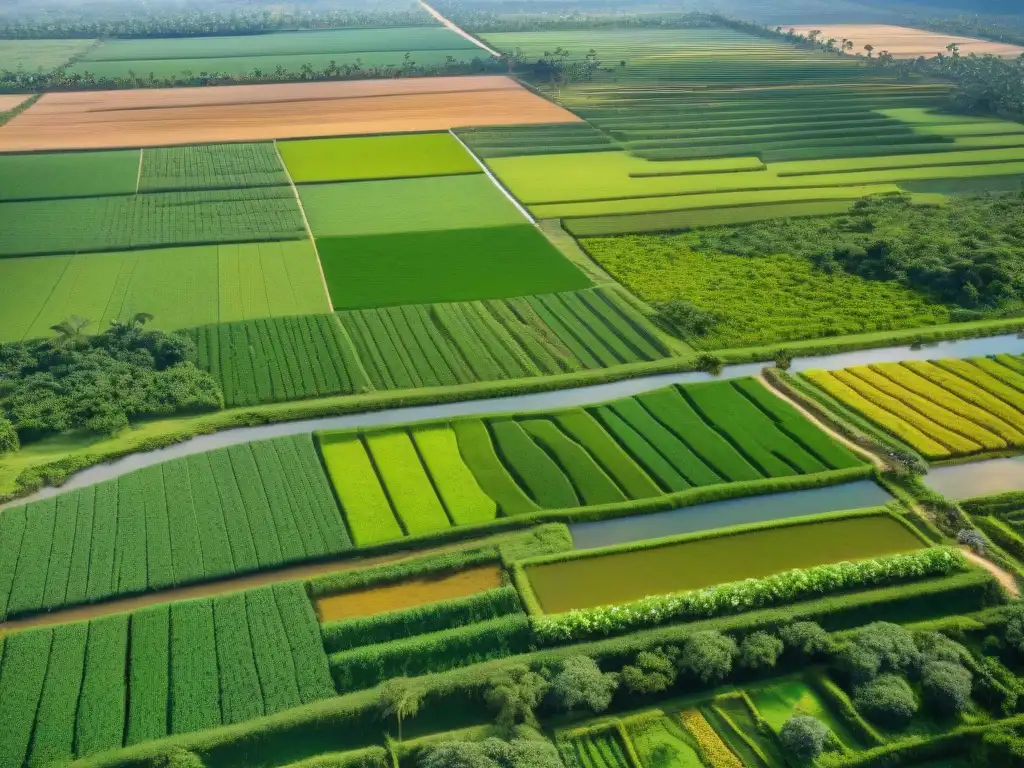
[532, 548, 966, 644]
[322, 586, 523, 654]
[329, 614, 534, 693]
[963, 492, 1024, 517]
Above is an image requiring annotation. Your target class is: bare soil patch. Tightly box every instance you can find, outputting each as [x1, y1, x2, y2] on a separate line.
[0, 75, 579, 151]
[0, 94, 30, 112]
[315, 564, 503, 622]
[786, 24, 1024, 59]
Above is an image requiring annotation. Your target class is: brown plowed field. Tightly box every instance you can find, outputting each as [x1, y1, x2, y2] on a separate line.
[786, 24, 1024, 58]
[0, 75, 579, 151]
[0, 94, 30, 112]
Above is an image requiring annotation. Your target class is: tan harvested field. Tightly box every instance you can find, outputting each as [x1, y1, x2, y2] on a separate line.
[787, 24, 1024, 58]
[0, 94, 30, 112]
[0, 75, 579, 151]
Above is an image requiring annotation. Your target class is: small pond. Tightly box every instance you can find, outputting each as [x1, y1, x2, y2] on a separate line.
[569, 480, 894, 550]
[924, 456, 1024, 501]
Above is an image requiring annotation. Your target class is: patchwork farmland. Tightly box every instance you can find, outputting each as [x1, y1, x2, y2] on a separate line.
[0, 3, 1023, 768]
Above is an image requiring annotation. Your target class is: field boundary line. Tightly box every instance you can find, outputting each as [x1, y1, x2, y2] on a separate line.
[274, 139, 334, 314]
[449, 129, 536, 224]
[756, 373, 886, 470]
[135, 147, 143, 193]
[419, 0, 502, 57]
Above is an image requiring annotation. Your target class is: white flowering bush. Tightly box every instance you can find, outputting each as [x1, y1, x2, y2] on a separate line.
[533, 547, 966, 645]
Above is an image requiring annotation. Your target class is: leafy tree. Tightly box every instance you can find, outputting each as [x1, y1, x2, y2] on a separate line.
[916, 631, 968, 666]
[738, 632, 784, 671]
[853, 674, 918, 729]
[377, 678, 423, 741]
[836, 622, 921, 683]
[920, 660, 973, 716]
[780, 622, 831, 660]
[420, 729, 564, 768]
[548, 656, 619, 714]
[679, 631, 736, 684]
[484, 665, 550, 729]
[0, 417, 18, 453]
[779, 715, 830, 764]
[620, 647, 678, 695]
[655, 299, 718, 338]
[1006, 603, 1024, 656]
[693, 353, 723, 375]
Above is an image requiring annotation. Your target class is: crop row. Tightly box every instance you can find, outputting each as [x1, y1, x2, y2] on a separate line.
[0, 582, 333, 767]
[804, 356, 1024, 459]
[338, 286, 669, 391]
[0, 186, 306, 257]
[564, 729, 632, 768]
[138, 142, 289, 192]
[190, 314, 371, 407]
[455, 123, 616, 158]
[317, 378, 862, 546]
[0, 435, 349, 619]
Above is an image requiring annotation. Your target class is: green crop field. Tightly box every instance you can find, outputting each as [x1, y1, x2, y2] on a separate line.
[338, 286, 670, 388]
[0, 435, 348, 618]
[0, 582, 333, 766]
[0, 39, 95, 71]
[138, 143, 288, 192]
[189, 314, 371, 407]
[0, 150, 140, 201]
[317, 225, 590, 309]
[0, 241, 328, 342]
[297, 174, 525, 238]
[526, 514, 923, 612]
[0, 187, 305, 256]
[317, 378, 863, 545]
[581, 233, 951, 348]
[805, 356, 1024, 460]
[279, 133, 481, 183]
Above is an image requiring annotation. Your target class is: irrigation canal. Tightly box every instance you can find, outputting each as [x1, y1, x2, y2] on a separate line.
[4, 331, 1024, 508]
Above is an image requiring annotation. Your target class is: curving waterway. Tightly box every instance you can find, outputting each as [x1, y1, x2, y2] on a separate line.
[4, 332, 1023, 509]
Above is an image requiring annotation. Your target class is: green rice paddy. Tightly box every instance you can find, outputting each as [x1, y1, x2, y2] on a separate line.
[297, 175, 525, 238]
[279, 133, 480, 184]
[0, 39, 96, 71]
[0, 241, 328, 342]
[0, 150, 140, 201]
[526, 514, 923, 613]
[317, 225, 590, 309]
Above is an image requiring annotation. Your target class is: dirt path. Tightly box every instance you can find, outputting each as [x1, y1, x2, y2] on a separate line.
[962, 548, 1020, 597]
[756, 374, 887, 470]
[0, 534, 497, 634]
[419, 0, 503, 57]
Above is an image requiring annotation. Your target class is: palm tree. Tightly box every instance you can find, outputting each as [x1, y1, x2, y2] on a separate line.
[49, 315, 91, 345]
[109, 312, 153, 333]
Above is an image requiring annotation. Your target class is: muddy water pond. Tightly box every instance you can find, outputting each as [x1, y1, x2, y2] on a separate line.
[527, 515, 924, 614]
[315, 565, 502, 622]
[924, 456, 1024, 501]
[569, 480, 893, 550]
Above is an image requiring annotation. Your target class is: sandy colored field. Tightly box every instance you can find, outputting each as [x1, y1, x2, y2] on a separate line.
[0, 94, 30, 112]
[0, 75, 579, 151]
[315, 565, 503, 622]
[787, 24, 1024, 58]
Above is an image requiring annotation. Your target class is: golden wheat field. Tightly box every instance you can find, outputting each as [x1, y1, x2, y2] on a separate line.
[786, 24, 1024, 58]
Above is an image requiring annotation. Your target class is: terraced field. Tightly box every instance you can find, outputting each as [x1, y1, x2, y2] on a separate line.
[317, 378, 864, 546]
[805, 355, 1024, 459]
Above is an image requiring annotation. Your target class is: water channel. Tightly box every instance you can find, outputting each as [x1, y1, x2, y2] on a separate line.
[5, 332, 1023, 508]
[568, 480, 894, 549]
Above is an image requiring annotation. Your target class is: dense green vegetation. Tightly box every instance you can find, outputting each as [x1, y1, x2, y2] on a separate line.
[0, 319, 221, 444]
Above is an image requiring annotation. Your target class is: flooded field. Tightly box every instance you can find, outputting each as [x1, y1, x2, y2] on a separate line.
[925, 456, 1024, 500]
[315, 564, 503, 622]
[569, 480, 893, 549]
[528, 515, 924, 613]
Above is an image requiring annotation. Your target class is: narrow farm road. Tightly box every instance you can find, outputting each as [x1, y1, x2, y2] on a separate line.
[962, 548, 1020, 597]
[756, 374, 888, 470]
[419, 0, 503, 57]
